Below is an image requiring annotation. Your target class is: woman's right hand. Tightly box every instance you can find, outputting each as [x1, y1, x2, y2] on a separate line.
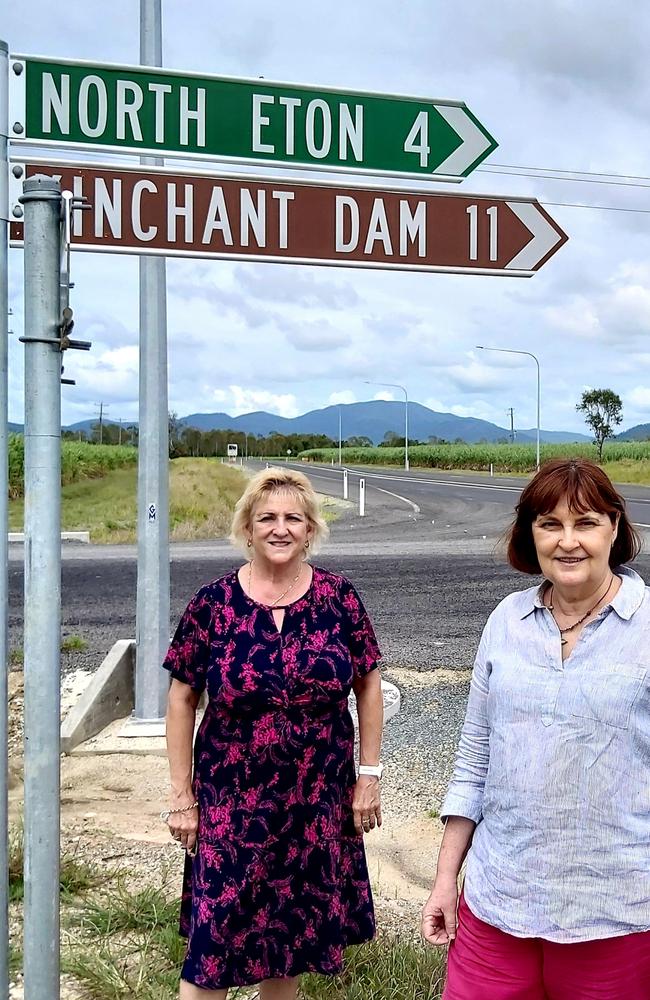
[421, 874, 459, 946]
[166, 797, 199, 856]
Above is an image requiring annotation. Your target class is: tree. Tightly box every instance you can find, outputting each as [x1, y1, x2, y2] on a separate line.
[168, 412, 183, 457]
[576, 388, 622, 460]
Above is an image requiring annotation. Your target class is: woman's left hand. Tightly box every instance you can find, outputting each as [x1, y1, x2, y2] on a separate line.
[352, 776, 382, 835]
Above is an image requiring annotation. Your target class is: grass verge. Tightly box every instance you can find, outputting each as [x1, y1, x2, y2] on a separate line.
[8, 825, 446, 999]
[9, 459, 248, 544]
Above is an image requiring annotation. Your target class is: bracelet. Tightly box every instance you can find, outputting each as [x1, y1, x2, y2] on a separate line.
[160, 801, 198, 822]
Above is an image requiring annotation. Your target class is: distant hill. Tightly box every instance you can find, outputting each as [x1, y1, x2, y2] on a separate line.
[8, 401, 593, 444]
[180, 400, 591, 445]
[617, 423, 650, 441]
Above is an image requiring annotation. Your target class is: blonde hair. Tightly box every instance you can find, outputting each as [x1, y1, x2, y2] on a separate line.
[230, 467, 329, 554]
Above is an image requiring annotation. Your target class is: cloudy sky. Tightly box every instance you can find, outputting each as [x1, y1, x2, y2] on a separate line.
[5, 1, 650, 435]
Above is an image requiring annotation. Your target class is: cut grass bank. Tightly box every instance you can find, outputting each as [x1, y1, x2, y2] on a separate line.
[300, 442, 650, 484]
[9, 459, 247, 544]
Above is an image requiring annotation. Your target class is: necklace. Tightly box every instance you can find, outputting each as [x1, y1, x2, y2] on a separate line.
[548, 575, 615, 646]
[248, 559, 303, 608]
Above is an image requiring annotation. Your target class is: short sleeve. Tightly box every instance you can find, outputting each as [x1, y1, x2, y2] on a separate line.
[162, 587, 213, 693]
[342, 580, 381, 679]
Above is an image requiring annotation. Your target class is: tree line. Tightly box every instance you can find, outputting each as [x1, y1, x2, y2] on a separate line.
[59, 389, 627, 461]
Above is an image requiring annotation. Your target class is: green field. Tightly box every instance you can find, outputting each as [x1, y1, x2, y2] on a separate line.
[9, 452, 247, 543]
[299, 441, 650, 483]
[9, 436, 138, 499]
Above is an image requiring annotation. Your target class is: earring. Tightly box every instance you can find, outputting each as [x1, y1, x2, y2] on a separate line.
[304, 540, 310, 549]
[247, 538, 252, 548]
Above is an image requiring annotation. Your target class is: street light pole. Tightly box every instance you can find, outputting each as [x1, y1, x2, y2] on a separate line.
[364, 380, 409, 471]
[338, 406, 342, 466]
[476, 346, 541, 469]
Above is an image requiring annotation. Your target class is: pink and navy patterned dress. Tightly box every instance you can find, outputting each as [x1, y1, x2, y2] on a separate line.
[163, 566, 381, 990]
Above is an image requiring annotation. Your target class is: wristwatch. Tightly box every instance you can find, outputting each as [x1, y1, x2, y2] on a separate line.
[358, 763, 384, 779]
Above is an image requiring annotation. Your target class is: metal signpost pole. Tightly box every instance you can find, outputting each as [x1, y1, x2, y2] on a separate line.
[21, 173, 62, 1000]
[135, 0, 170, 723]
[0, 38, 9, 1000]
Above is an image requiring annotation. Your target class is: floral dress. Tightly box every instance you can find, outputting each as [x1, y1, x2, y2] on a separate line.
[162, 566, 381, 989]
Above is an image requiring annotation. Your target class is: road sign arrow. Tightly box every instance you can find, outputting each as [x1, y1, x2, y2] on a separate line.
[505, 202, 566, 271]
[10, 54, 497, 182]
[10, 160, 568, 277]
[432, 106, 495, 177]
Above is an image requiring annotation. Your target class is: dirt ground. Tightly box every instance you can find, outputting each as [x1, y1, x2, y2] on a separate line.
[8, 671, 442, 950]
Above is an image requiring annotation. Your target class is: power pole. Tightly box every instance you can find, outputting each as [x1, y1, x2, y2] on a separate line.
[93, 401, 109, 444]
[507, 407, 515, 443]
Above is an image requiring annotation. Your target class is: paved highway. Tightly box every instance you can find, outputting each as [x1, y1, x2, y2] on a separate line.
[8, 463, 650, 677]
[253, 459, 650, 530]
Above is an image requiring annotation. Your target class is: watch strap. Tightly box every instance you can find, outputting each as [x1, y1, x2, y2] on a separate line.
[358, 763, 383, 779]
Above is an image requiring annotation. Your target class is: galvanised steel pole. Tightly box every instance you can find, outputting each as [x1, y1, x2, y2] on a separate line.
[338, 407, 342, 466]
[476, 345, 541, 469]
[135, 0, 170, 721]
[0, 38, 9, 1000]
[364, 379, 409, 470]
[21, 174, 62, 1000]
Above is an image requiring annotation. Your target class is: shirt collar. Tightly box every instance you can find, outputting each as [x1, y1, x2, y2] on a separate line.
[520, 565, 645, 621]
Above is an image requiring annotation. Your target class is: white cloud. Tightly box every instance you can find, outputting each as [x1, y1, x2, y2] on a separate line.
[228, 386, 299, 418]
[328, 391, 357, 405]
[627, 387, 650, 409]
[6, 2, 650, 437]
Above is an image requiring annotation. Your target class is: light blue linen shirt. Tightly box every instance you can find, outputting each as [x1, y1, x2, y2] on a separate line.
[441, 566, 650, 943]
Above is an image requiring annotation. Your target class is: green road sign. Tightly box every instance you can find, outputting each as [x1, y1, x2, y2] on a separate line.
[10, 55, 497, 182]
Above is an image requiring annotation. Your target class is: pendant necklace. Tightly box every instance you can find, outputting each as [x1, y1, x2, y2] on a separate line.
[548, 575, 615, 646]
[248, 559, 303, 608]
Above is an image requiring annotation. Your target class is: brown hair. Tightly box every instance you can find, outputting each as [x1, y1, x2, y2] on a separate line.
[506, 458, 641, 574]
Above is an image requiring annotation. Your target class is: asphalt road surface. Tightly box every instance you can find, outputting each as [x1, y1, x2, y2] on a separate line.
[9, 464, 650, 675]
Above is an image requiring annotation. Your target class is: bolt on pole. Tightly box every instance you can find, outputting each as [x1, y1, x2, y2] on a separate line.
[20, 173, 63, 1000]
[0, 37, 10, 1000]
[135, 0, 170, 722]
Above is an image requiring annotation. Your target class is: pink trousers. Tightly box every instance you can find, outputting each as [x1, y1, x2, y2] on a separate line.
[443, 893, 650, 1000]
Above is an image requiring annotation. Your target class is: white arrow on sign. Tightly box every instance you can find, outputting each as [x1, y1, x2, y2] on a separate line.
[505, 202, 565, 271]
[432, 105, 495, 177]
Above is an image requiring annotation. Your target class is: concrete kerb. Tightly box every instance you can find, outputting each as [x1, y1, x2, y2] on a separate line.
[9, 531, 90, 543]
[61, 638, 401, 754]
[60, 639, 135, 753]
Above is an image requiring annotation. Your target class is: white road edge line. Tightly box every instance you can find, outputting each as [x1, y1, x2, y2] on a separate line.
[374, 486, 420, 515]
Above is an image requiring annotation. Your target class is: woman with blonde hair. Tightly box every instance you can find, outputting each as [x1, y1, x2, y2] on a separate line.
[163, 467, 384, 998]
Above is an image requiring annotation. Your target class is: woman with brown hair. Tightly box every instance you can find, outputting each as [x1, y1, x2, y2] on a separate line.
[422, 459, 650, 999]
[162, 467, 384, 999]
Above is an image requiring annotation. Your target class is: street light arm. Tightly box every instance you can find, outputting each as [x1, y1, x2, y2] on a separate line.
[476, 345, 541, 470]
[364, 380, 409, 471]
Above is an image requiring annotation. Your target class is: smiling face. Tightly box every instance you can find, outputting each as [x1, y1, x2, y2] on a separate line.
[248, 489, 313, 568]
[531, 497, 619, 597]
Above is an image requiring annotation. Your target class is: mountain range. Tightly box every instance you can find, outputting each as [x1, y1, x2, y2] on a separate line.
[53, 400, 598, 444]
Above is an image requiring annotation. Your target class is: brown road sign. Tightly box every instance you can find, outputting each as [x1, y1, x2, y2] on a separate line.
[10, 161, 568, 276]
